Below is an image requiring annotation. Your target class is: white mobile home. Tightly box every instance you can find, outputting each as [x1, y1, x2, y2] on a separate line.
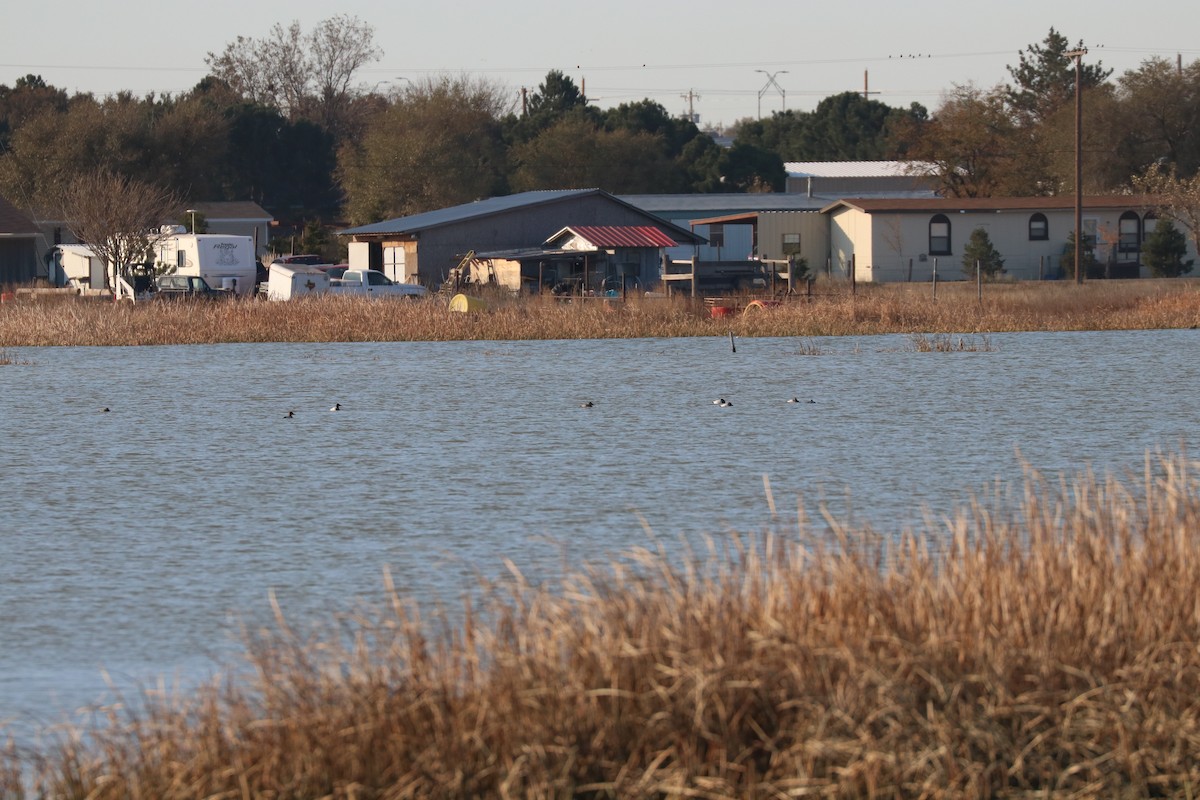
[822, 196, 1193, 282]
[155, 232, 257, 296]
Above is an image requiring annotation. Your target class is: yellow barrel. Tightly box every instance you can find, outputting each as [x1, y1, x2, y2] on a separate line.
[449, 293, 487, 312]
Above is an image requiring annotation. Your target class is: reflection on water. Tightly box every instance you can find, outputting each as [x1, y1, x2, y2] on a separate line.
[1, 330, 1198, 728]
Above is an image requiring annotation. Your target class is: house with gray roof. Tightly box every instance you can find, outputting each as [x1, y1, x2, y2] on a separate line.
[338, 189, 703, 287]
[186, 201, 274, 258]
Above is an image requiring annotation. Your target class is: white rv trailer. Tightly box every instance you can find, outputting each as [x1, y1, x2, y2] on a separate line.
[155, 230, 257, 296]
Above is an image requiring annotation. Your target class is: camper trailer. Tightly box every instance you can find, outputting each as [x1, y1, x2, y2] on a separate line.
[155, 231, 257, 297]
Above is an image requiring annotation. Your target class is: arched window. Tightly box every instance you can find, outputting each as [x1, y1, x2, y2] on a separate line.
[929, 214, 951, 255]
[1028, 212, 1049, 241]
[1143, 211, 1158, 242]
[1118, 211, 1141, 255]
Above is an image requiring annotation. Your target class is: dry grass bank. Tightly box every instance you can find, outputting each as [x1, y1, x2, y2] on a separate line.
[5, 453, 1200, 798]
[2, 279, 1200, 347]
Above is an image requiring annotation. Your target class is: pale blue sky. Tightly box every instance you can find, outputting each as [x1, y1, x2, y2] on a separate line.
[4, 0, 1198, 127]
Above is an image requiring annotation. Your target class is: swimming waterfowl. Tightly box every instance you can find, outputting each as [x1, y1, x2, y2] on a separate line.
[285, 410, 295, 418]
[330, 403, 341, 411]
[580, 401, 593, 408]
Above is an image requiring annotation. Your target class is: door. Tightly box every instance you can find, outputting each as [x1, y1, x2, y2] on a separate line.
[383, 246, 406, 282]
[88, 257, 105, 290]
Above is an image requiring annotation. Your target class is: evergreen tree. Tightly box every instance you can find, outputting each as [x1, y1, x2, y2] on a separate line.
[1006, 28, 1112, 124]
[961, 227, 1005, 278]
[1142, 218, 1194, 277]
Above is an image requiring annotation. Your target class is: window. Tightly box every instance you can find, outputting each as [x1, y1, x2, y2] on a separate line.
[708, 223, 725, 248]
[928, 214, 951, 255]
[781, 233, 801, 256]
[1118, 211, 1140, 255]
[1143, 211, 1158, 242]
[1028, 213, 1048, 241]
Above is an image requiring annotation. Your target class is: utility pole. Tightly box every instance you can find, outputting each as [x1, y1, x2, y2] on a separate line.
[755, 69, 788, 118]
[1066, 48, 1087, 285]
[680, 90, 701, 124]
[862, 70, 880, 101]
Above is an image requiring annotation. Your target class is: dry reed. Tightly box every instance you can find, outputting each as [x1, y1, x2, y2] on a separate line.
[2, 279, 1199, 347]
[5, 452, 1200, 798]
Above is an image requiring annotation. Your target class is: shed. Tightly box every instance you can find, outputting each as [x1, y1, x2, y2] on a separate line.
[472, 225, 681, 293]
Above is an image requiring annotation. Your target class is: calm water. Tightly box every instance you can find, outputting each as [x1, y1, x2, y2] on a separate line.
[2, 330, 1198, 731]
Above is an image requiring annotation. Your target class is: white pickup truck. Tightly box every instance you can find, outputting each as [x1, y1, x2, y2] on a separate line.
[330, 269, 428, 298]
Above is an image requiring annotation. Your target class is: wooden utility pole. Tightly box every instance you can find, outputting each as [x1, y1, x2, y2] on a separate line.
[1070, 47, 1089, 284]
[680, 90, 701, 123]
[862, 70, 880, 101]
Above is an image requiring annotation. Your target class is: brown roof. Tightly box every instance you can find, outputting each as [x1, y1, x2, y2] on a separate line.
[0, 194, 40, 236]
[822, 195, 1162, 215]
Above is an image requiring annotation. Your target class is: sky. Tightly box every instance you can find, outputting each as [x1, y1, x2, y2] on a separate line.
[4, 0, 1200, 129]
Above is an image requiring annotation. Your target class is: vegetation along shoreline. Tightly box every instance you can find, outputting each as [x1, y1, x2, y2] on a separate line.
[3, 279, 1200, 348]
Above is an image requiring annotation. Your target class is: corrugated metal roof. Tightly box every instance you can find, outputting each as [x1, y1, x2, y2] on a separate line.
[621, 190, 937, 215]
[785, 161, 930, 178]
[554, 225, 678, 248]
[823, 195, 1160, 214]
[339, 189, 600, 236]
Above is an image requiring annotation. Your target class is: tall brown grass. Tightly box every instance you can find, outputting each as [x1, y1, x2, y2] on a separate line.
[2, 279, 1200, 346]
[5, 452, 1200, 798]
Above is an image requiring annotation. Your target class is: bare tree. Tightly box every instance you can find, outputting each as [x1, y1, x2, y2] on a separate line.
[1133, 163, 1200, 255]
[61, 170, 180, 294]
[311, 15, 381, 103]
[204, 35, 274, 106]
[205, 16, 382, 133]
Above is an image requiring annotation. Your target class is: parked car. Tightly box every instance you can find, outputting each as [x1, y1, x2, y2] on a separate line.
[154, 274, 229, 300]
[271, 254, 327, 266]
[317, 264, 349, 280]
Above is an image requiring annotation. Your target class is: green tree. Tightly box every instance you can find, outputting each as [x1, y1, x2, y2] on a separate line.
[1006, 28, 1112, 124]
[338, 75, 508, 223]
[1059, 230, 1101, 280]
[508, 116, 678, 193]
[1142, 217, 1194, 277]
[1112, 57, 1200, 179]
[961, 227, 1005, 278]
[507, 70, 595, 144]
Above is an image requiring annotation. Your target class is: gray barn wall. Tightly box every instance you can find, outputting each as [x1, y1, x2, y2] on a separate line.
[412, 196, 682, 283]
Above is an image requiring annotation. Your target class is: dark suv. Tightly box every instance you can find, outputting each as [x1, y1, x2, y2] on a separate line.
[155, 275, 228, 300]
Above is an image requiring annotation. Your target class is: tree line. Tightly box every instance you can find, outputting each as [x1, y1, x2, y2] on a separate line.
[2, 23, 1199, 242]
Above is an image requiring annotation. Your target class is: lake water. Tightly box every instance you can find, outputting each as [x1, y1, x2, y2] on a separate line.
[2, 330, 1198, 733]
